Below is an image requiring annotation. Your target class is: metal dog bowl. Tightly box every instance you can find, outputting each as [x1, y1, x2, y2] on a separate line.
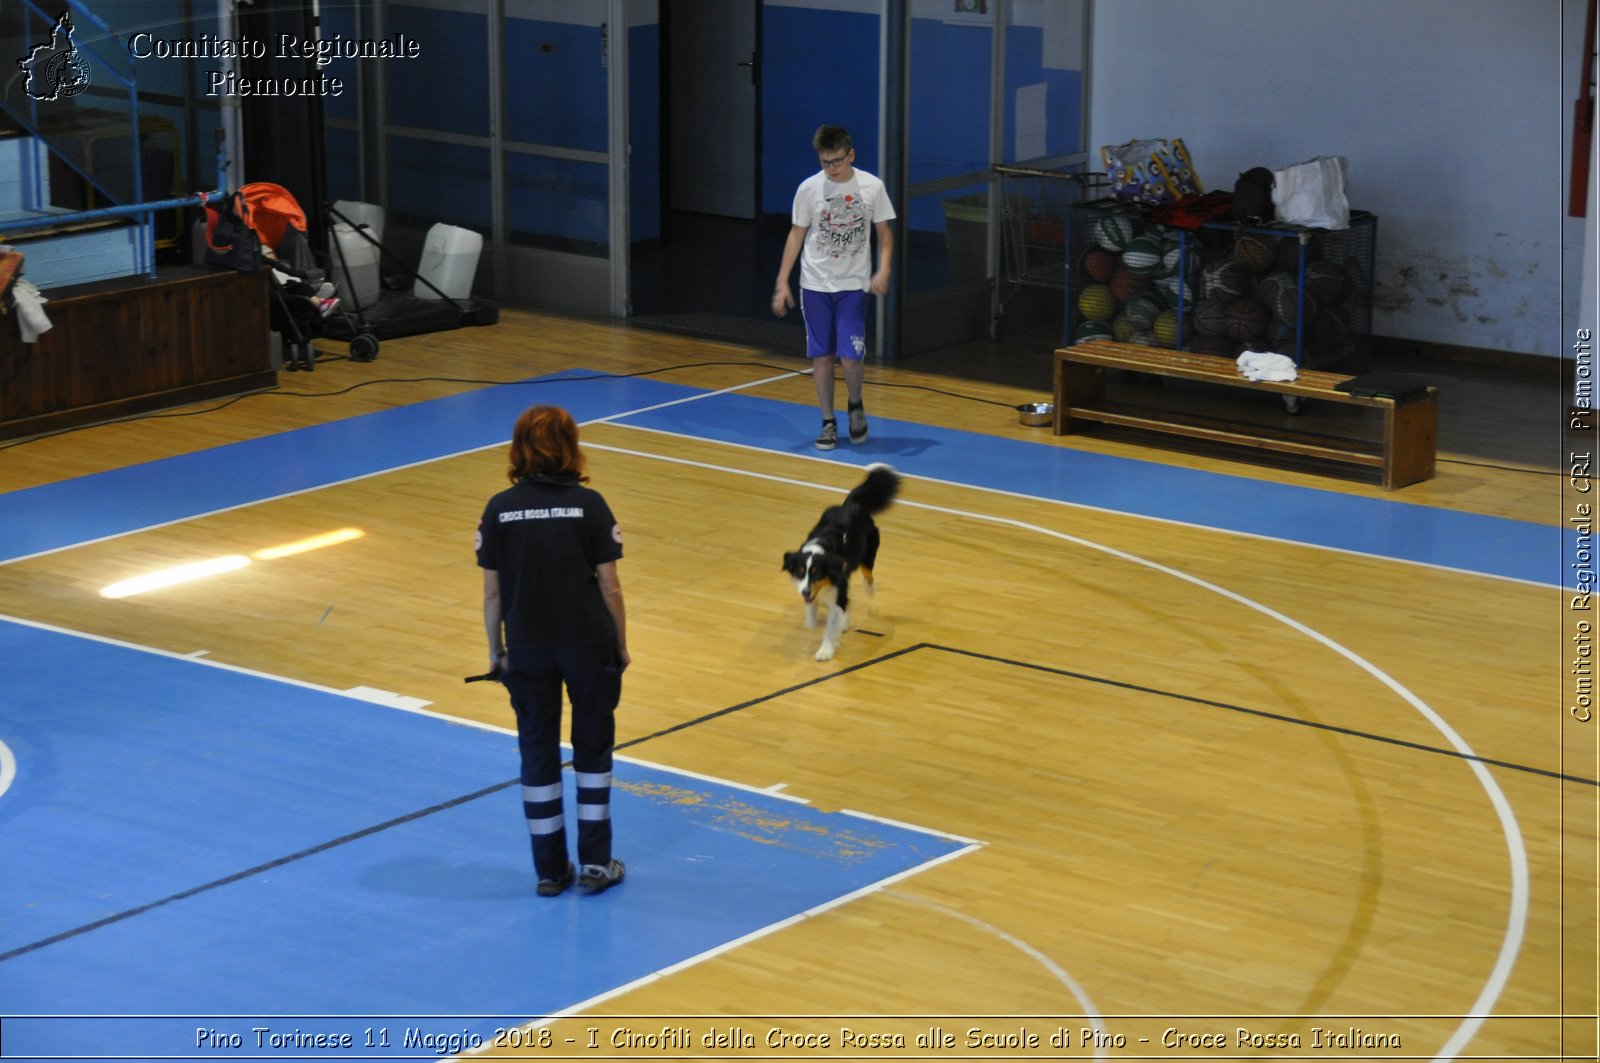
[1016, 401, 1055, 427]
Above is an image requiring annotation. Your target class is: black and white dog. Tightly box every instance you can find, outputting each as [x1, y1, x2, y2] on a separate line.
[781, 464, 901, 661]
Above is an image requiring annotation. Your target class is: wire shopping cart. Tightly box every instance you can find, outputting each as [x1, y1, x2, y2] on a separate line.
[994, 166, 1106, 335]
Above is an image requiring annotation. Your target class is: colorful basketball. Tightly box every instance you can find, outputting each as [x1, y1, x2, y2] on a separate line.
[1074, 319, 1113, 343]
[1201, 259, 1250, 302]
[1123, 292, 1163, 329]
[1154, 271, 1196, 310]
[1079, 246, 1117, 284]
[1077, 282, 1116, 322]
[1225, 297, 1271, 342]
[1160, 240, 1201, 278]
[1152, 308, 1190, 348]
[1109, 266, 1150, 303]
[1094, 213, 1137, 252]
[1193, 297, 1231, 338]
[1120, 235, 1163, 276]
[1232, 233, 1274, 273]
[1112, 313, 1137, 343]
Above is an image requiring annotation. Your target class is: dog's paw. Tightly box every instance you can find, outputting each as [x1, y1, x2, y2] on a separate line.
[814, 644, 836, 662]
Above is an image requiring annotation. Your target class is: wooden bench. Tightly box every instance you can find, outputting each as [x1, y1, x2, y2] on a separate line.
[1053, 339, 1437, 489]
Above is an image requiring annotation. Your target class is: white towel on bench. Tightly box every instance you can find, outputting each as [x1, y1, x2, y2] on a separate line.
[1236, 350, 1298, 382]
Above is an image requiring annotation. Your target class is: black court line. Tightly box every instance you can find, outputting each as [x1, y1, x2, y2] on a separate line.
[922, 643, 1598, 788]
[0, 643, 927, 965]
[9, 637, 1582, 965]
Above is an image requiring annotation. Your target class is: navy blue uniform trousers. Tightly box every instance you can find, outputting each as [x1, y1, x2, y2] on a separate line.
[502, 639, 622, 879]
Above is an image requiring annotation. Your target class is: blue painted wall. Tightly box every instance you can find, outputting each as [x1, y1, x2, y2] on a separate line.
[760, 4, 882, 217]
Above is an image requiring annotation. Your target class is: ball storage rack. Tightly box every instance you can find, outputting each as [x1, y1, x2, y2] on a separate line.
[1064, 196, 1377, 371]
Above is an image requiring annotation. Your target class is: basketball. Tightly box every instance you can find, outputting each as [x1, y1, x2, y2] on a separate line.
[1225, 297, 1270, 342]
[1120, 235, 1163, 276]
[1191, 331, 1236, 357]
[1193, 297, 1230, 337]
[1254, 270, 1288, 312]
[1128, 329, 1158, 347]
[1152, 307, 1190, 349]
[1077, 282, 1116, 322]
[1112, 313, 1136, 343]
[1123, 292, 1163, 329]
[1232, 233, 1274, 273]
[1109, 266, 1150, 303]
[1201, 259, 1250, 302]
[1154, 270, 1196, 310]
[1276, 233, 1323, 274]
[1305, 260, 1349, 305]
[1160, 240, 1201, 278]
[1094, 213, 1137, 252]
[1079, 246, 1117, 284]
[1271, 280, 1315, 326]
[1074, 318, 1113, 343]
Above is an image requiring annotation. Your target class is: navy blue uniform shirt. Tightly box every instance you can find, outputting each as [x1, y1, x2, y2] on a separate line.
[476, 474, 623, 649]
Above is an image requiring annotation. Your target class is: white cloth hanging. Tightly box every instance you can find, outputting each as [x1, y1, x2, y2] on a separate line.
[12, 279, 52, 342]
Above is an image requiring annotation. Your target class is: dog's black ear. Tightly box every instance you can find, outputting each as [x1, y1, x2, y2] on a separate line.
[781, 551, 801, 574]
[824, 556, 849, 583]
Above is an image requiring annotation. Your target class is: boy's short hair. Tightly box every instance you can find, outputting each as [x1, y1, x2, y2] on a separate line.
[813, 125, 853, 155]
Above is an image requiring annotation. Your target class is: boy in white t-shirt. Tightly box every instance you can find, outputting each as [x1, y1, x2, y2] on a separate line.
[772, 125, 896, 450]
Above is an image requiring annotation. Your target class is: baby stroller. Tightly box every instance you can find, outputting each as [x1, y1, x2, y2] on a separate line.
[206, 182, 381, 372]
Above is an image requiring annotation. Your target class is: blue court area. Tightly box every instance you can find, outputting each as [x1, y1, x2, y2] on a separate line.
[0, 369, 1563, 587]
[0, 619, 970, 1059]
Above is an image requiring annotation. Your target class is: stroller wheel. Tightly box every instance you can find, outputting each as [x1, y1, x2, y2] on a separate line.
[349, 333, 380, 363]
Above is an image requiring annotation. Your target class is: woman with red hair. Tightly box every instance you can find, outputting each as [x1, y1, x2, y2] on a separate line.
[476, 405, 629, 896]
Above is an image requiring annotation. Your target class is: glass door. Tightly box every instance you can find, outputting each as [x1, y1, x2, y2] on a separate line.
[900, 0, 1088, 352]
[321, 0, 631, 316]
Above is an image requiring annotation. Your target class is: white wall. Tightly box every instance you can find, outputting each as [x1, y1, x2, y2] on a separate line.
[1090, 0, 1573, 358]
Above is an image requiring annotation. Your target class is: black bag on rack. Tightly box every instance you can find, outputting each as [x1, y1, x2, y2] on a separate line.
[1231, 167, 1275, 224]
[202, 192, 262, 272]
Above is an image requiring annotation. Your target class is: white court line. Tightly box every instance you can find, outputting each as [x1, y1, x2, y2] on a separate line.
[0, 370, 804, 568]
[0, 738, 16, 800]
[887, 890, 1110, 1060]
[3, 378, 1528, 1056]
[594, 420, 1554, 591]
[579, 436, 1529, 1063]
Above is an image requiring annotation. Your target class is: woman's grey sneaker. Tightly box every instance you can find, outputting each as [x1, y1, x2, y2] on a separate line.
[578, 859, 625, 894]
[536, 862, 575, 897]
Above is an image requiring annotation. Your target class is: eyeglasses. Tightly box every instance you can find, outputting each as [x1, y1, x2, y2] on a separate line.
[820, 153, 851, 168]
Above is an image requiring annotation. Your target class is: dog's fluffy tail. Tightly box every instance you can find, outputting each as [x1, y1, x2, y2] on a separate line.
[846, 463, 901, 515]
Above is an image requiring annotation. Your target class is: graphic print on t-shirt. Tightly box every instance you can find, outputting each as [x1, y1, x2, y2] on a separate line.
[813, 191, 868, 260]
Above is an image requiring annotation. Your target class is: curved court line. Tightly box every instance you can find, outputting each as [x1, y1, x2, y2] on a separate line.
[886, 889, 1111, 1059]
[603, 420, 1551, 591]
[0, 738, 16, 800]
[583, 438, 1529, 1063]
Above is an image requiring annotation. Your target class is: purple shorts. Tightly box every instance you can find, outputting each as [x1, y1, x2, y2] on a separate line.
[801, 288, 868, 360]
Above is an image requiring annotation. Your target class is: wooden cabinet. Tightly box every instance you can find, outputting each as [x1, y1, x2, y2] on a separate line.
[0, 267, 274, 441]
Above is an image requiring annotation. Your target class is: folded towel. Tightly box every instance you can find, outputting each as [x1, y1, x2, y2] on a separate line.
[1236, 350, 1298, 382]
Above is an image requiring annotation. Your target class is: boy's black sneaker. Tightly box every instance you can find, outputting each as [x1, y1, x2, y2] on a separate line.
[847, 402, 868, 444]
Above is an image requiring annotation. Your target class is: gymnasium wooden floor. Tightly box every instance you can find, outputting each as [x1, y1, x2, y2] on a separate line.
[0, 308, 1590, 1062]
